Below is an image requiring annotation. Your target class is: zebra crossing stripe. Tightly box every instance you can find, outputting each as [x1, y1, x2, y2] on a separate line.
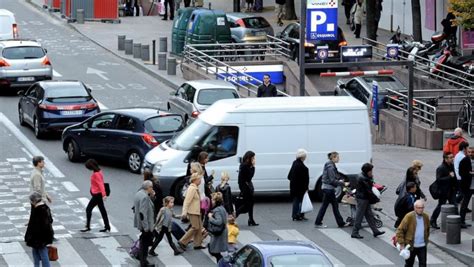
[237, 230, 262, 245]
[91, 237, 131, 265]
[0, 242, 33, 266]
[61, 181, 80, 192]
[273, 229, 345, 267]
[55, 238, 87, 266]
[153, 238, 192, 266]
[319, 228, 394, 265]
[77, 197, 118, 232]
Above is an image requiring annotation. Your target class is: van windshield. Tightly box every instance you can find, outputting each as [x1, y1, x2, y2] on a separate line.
[168, 119, 212, 151]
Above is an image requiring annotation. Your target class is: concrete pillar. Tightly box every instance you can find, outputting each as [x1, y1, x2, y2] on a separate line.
[118, 35, 126, 50]
[124, 39, 133, 55]
[159, 37, 168, 53]
[133, 43, 142, 58]
[141, 45, 150, 61]
[167, 57, 177, 75]
[446, 215, 461, 244]
[76, 9, 84, 24]
[441, 204, 457, 233]
[158, 52, 167, 70]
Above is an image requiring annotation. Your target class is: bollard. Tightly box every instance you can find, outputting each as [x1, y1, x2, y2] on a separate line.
[158, 52, 167, 70]
[441, 204, 457, 233]
[167, 57, 177, 75]
[141, 45, 150, 61]
[446, 215, 461, 244]
[133, 43, 142, 58]
[159, 37, 168, 53]
[118, 35, 126, 50]
[472, 197, 474, 222]
[76, 9, 85, 24]
[472, 239, 474, 252]
[152, 40, 156, 65]
[124, 39, 133, 55]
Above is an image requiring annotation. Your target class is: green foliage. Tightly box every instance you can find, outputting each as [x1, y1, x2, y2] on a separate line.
[449, 0, 474, 29]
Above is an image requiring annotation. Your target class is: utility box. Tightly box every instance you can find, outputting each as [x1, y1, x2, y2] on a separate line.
[171, 7, 197, 56]
[60, 0, 118, 22]
[44, 0, 61, 11]
[185, 9, 231, 45]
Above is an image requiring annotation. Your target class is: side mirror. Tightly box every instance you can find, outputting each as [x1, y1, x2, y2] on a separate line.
[43, 48, 48, 54]
[339, 84, 346, 89]
[86, 87, 92, 93]
[82, 123, 89, 130]
[17, 90, 25, 96]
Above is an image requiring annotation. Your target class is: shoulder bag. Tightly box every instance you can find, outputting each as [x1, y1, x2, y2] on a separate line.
[48, 245, 58, 261]
[429, 180, 440, 200]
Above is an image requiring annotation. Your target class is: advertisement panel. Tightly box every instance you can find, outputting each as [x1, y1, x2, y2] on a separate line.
[306, 0, 338, 41]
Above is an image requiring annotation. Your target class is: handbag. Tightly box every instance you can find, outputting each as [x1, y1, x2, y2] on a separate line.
[234, 194, 248, 214]
[104, 183, 110, 197]
[300, 192, 313, 213]
[48, 245, 58, 261]
[429, 180, 440, 200]
[200, 197, 210, 212]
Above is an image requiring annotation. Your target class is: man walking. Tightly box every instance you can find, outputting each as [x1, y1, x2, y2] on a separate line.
[396, 200, 430, 267]
[454, 142, 469, 204]
[257, 74, 277, 97]
[275, 0, 285, 26]
[443, 127, 467, 156]
[134, 180, 155, 267]
[459, 147, 474, 228]
[162, 0, 175, 20]
[30, 156, 51, 205]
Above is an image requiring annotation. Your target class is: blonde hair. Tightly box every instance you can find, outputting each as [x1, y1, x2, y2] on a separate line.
[190, 162, 203, 175]
[163, 196, 175, 206]
[190, 172, 201, 183]
[220, 171, 230, 188]
[412, 160, 423, 170]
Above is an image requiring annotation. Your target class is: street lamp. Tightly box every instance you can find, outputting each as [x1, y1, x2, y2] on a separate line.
[299, 1, 306, 96]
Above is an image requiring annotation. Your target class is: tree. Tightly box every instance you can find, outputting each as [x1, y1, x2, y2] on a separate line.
[366, 0, 377, 41]
[449, 0, 474, 29]
[285, 0, 298, 20]
[411, 0, 422, 41]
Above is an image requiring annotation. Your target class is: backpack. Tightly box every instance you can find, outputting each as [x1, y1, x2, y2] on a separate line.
[429, 180, 440, 200]
[129, 239, 140, 259]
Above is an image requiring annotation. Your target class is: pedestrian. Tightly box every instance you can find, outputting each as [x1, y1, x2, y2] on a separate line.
[198, 151, 215, 198]
[207, 192, 228, 262]
[351, 0, 363, 39]
[125, 0, 141, 16]
[315, 152, 350, 227]
[394, 182, 419, 228]
[133, 180, 156, 267]
[149, 196, 183, 256]
[443, 127, 466, 156]
[235, 151, 259, 226]
[396, 167, 425, 204]
[30, 156, 52, 205]
[162, 0, 175, 20]
[80, 159, 110, 233]
[458, 147, 473, 228]
[343, 0, 355, 24]
[253, 0, 263, 12]
[183, 0, 191, 7]
[441, 12, 458, 44]
[429, 152, 457, 229]
[374, 0, 383, 38]
[287, 149, 310, 221]
[411, 160, 427, 201]
[227, 215, 239, 252]
[144, 169, 163, 218]
[25, 192, 53, 267]
[396, 200, 430, 267]
[216, 172, 234, 215]
[179, 173, 205, 250]
[275, 0, 286, 26]
[245, 0, 253, 12]
[257, 74, 277, 97]
[454, 142, 469, 204]
[351, 163, 385, 239]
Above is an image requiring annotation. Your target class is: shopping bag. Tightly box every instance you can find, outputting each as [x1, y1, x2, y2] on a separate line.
[48, 245, 58, 261]
[300, 192, 313, 213]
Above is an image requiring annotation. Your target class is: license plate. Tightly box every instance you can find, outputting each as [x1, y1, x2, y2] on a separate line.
[255, 31, 266, 36]
[61, 110, 83, 116]
[17, 77, 35, 82]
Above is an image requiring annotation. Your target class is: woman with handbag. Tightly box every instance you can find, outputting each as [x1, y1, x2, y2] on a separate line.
[207, 192, 228, 262]
[25, 191, 54, 267]
[287, 149, 310, 221]
[81, 159, 110, 233]
[235, 151, 259, 226]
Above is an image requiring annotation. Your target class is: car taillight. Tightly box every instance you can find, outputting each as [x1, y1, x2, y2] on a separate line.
[235, 19, 245, 27]
[42, 57, 51, 66]
[0, 58, 10, 67]
[82, 103, 98, 109]
[12, 24, 19, 39]
[339, 41, 348, 46]
[39, 104, 58, 110]
[191, 111, 200, 118]
[142, 134, 159, 147]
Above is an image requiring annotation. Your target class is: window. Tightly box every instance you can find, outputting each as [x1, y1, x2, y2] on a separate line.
[289, 26, 300, 39]
[233, 246, 263, 267]
[90, 114, 115, 129]
[26, 86, 38, 98]
[185, 86, 196, 102]
[2, 46, 45, 59]
[196, 89, 239, 105]
[242, 17, 270, 29]
[45, 85, 89, 98]
[145, 115, 183, 133]
[196, 126, 239, 161]
[177, 85, 187, 99]
[347, 81, 368, 104]
[116, 115, 136, 131]
[268, 254, 332, 267]
[168, 119, 212, 151]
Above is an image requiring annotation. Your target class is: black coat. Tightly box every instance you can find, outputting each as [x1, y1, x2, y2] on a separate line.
[287, 159, 309, 199]
[257, 83, 277, 97]
[355, 172, 374, 200]
[459, 156, 472, 191]
[216, 183, 234, 214]
[25, 203, 54, 248]
[238, 163, 255, 197]
[436, 161, 457, 198]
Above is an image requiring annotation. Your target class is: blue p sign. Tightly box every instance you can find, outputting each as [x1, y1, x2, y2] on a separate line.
[306, 0, 338, 41]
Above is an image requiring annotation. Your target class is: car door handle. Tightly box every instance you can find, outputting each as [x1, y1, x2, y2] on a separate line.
[121, 136, 129, 140]
[99, 135, 107, 138]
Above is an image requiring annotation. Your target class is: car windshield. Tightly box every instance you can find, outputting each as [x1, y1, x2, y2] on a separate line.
[168, 119, 212, 151]
[362, 76, 406, 91]
[145, 115, 183, 134]
[2, 46, 45, 59]
[268, 254, 332, 267]
[197, 89, 239, 105]
[243, 17, 270, 28]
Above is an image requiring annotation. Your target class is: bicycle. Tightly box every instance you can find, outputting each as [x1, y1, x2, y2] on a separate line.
[456, 95, 474, 137]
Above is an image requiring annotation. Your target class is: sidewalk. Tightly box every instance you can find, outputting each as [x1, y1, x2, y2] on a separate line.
[26, 0, 474, 264]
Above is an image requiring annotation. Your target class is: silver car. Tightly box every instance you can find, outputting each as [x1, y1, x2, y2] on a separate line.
[0, 39, 52, 90]
[226, 13, 274, 43]
[167, 80, 240, 123]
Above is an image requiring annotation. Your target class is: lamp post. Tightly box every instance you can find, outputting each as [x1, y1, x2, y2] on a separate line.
[299, 1, 306, 96]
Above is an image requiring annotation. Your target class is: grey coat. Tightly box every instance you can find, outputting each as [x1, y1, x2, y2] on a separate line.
[30, 168, 49, 203]
[321, 161, 343, 190]
[133, 189, 155, 232]
[208, 205, 228, 253]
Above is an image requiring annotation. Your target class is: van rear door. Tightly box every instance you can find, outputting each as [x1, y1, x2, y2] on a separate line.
[0, 10, 17, 40]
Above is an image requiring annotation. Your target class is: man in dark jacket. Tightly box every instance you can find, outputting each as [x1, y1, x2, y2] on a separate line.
[257, 74, 277, 97]
[394, 182, 418, 228]
[288, 149, 309, 221]
[459, 147, 473, 228]
[430, 152, 457, 229]
[351, 163, 385, 239]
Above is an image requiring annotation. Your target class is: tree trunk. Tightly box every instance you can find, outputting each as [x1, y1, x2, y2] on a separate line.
[411, 0, 422, 41]
[285, 0, 298, 20]
[366, 0, 377, 41]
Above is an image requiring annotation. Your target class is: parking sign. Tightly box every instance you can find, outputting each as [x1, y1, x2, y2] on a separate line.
[306, 0, 338, 41]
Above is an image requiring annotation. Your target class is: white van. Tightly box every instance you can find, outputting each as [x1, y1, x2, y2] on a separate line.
[0, 9, 18, 40]
[144, 96, 372, 202]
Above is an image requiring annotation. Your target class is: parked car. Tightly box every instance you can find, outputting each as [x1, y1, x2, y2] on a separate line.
[226, 13, 274, 43]
[0, 9, 18, 40]
[218, 240, 334, 266]
[18, 80, 100, 138]
[335, 75, 407, 109]
[62, 108, 184, 173]
[167, 80, 240, 123]
[0, 39, 52, 90]
[277, 22, 347, 62]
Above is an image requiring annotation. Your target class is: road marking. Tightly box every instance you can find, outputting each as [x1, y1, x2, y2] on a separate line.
[87, 67, 109, 80]
[53, 69, 62, 77]
[77, 197, 118, 232]
[0, 242, 33, 266]
[273, 229, 345, 267]
[90, 237, 130, 265]
[319, 228, 394, 265]
[97, 101, 108, 110]
[0, 112, 65, 178]
[20, 147, 33, 158]
[62, 181, 80, 192]
[237, 230, 262, 245]
[152, 235, 192, 266]
[56, 238, 87, 266]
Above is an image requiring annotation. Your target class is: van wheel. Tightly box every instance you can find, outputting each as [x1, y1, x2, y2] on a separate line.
[173, 178, 186, 205]
[127, 150, 143, 173]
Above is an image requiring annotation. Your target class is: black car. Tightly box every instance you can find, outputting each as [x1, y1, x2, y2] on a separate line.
[277, 22, 347, 62]
[62, 108, 184, 173]
[18, 80, 100, 138]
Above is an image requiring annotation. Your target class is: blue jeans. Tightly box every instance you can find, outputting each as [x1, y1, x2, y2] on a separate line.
[32, 247, 50, 267]
[292, 196, 302, 219]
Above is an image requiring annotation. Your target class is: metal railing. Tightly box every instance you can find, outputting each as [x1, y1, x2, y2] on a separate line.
[385, 88, 437, 127]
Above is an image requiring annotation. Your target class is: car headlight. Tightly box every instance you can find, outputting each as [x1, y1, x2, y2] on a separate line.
[152, 164, 162, 176]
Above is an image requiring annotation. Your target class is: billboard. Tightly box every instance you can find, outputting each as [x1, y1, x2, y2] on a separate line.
[306, 0, 338, 41]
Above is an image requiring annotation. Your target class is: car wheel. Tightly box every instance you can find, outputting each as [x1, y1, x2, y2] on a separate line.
[18, 107, 26, 126]
[67, 139, 81, 162]
[33, 118, 43, 139]
[173, 177, 186, 204]
[127, 151, 143, 173]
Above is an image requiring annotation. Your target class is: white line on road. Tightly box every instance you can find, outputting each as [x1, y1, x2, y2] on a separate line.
[87, 67, 109, 80]
[237, 230, 262, 245]
[53, 69, 62, 77]
[20, 147, 33, 158]
[0, 242, 33, 266]
[90, 237, 130, 265]
[62, 181, 80, 192]
[0, 112, 65, 178]
[55, 238, 87, 266]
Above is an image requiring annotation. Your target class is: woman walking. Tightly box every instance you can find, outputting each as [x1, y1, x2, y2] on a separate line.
[198, 151, 215, 198]
[81, 159, 110, 233]
[207, 192, 228, 262]
[216, 172, 234, 215]
[179, 173, 205, 250]
[144, 169, 163, 218]
[236, 151, 258, 226]
[352, 0, 363, 38]
[287, 149, 309, 221]
[25, 192, 54, 267]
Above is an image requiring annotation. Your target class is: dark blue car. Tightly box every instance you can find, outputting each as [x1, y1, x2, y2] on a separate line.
[18, 80, 100, 138]
[62, 108, 184, 173]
